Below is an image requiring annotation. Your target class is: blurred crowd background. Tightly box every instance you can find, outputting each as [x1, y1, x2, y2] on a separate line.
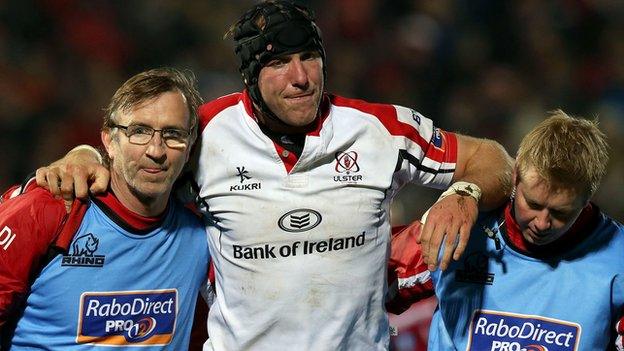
[1, 1, 623, 349]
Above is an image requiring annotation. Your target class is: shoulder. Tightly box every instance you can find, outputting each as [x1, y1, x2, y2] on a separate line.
[476, 207, 504, 227]
[198, 92, 243, 132]
[329, 94, 400, 123]
[0, 185, 66, 222]
[600, 213, 624, 241]
[0, 185, 68, 252]
[329, 94, 433, 138]
[170, 199, 205, 229]
[168, 201, 208, 255]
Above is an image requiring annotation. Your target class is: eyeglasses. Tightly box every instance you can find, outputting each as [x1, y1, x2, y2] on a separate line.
[111, 124, 190, 148]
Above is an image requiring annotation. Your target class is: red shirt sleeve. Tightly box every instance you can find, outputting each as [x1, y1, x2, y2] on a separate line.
[616, 313, 624, 350]
[0, 186, 67, 327]
[386, 223, 435, 315]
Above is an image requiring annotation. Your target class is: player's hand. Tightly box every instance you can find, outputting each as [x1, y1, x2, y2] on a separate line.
[35, 147, 109, 201]
[416, 193, 478, 271]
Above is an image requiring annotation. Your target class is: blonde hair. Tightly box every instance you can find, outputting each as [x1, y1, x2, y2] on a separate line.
[516, 109, 609, 197]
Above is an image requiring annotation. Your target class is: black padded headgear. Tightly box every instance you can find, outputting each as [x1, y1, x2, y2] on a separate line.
[228, 1, 327, 114]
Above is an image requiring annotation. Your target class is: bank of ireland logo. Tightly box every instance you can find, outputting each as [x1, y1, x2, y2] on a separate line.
[77, 290, 177, 346]
[278, 209, 322, 233]
[467, 310, 580, 351]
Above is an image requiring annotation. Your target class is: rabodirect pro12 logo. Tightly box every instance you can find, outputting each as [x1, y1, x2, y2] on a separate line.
[467, 310, 581, 351]
[77, 290, 177, 346]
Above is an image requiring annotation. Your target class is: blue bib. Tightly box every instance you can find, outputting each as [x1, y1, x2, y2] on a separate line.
[11, 199, 208, 350]
[429, 213, 624, 351]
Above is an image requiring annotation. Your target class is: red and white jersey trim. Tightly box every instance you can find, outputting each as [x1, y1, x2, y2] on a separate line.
[398, 271, 432, 290]
[195, 91, 456, 350]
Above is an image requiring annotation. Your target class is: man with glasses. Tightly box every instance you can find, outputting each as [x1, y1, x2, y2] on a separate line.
[34, 1, 514, 350]
[0, 68, 209, 349]
[112, 125, 190, 148]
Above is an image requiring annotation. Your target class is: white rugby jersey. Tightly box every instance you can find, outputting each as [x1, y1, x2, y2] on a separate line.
[195, 91, 457, 350]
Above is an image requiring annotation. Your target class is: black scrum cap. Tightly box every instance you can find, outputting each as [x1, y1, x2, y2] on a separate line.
[227, 1, 326, 111]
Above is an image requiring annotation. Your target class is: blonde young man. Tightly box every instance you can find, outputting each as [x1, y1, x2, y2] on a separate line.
[0, 68, 209, 349]
[390, 110, 624, 350]
[34, 1, 515, 350]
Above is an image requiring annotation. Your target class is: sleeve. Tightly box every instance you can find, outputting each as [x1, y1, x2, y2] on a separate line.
[189, 295, 209, 350]
[189, 260, 214, 350]
[385, 223, 435, 315]
[617, 317, 624, 351]
[0, 187, 67, 327]
[392, 105, 458, 190]
[614, 274, 624, 350]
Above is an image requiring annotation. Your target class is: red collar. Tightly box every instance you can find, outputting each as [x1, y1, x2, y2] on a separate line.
[92, 190, 166, 233]
[503, 201, 599, 257]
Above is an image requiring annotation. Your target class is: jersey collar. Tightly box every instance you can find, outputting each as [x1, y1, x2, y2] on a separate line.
[92, 190, 167, 234]
[502, 201, 599, 258]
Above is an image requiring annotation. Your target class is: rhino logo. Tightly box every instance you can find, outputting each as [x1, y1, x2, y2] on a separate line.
[72, 233, 100, 257]
[455, 251, 495, 285]
[62, 232, 106, 267]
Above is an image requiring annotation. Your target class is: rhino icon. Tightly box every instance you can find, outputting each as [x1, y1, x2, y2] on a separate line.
[72, 233, 100, 257]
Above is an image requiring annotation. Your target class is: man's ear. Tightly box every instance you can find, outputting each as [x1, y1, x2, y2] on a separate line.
[512, 165, 519, 187]
[101, 129, 114, 160]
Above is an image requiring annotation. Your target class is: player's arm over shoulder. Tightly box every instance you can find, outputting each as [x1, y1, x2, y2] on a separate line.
[0, 185, 68, 326]
[453, 134, 513, 210]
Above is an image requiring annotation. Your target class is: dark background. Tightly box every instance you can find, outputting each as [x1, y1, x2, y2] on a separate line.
[2, 1, 623, 349]
[2, 0, 622, 223]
